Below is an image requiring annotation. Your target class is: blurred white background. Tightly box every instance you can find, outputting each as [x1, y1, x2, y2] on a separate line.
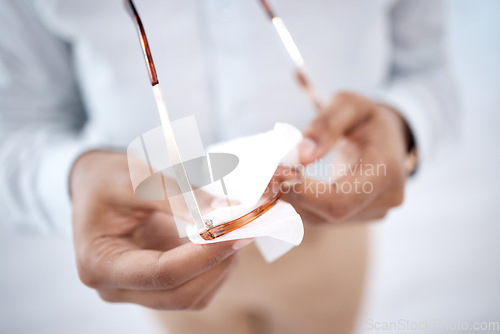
[1, 1, 499, 333]
[357, 0, 500, 332]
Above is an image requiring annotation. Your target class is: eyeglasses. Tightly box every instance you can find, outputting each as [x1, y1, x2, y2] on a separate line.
[257, 0, 322, 111]
[124, 0, 284, 240]
[200, 182, 281, 240]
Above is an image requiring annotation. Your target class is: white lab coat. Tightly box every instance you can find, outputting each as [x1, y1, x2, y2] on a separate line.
[0, 0, 458, 235]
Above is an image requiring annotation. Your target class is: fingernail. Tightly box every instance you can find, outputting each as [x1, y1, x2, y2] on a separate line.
[232, 238, 254, 250]
[298, 138, 317, 161]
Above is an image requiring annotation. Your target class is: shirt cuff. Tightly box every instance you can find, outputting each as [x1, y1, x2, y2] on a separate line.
[35, 137, 97, 237]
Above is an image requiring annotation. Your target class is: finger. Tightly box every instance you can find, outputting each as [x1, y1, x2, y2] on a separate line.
[283, 167, 404, 224]
[285, 182, 390, 222]
[352, 208, 388, 222]
[350, 183, 405, 221]
[281, 189, 328, 225]
[98, 255, 237, 310]
[280, 169, 386, 223]
[288, 199, 329, 225]
[84, 238, 241, 290]
[300, 92, 374, 164]
[274, 165, 303, 180]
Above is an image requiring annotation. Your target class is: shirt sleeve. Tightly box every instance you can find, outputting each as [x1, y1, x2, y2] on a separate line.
[0, 1, 95, 235]
[373, 0, 460, 172]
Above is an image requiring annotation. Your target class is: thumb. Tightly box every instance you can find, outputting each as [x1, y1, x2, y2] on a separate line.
[299, 92, 374, 165]
[296, 137, 320, 165]
[298, 111, 340, 165]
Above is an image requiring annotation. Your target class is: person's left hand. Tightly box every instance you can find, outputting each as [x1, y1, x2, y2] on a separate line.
[275, 92, 413, 224]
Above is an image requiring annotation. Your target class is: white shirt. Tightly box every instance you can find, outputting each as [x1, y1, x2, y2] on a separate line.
[0, 0, 458, 234]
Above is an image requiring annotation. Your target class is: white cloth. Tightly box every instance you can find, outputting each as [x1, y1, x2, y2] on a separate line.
[127, 117, 304, 262]
[0, 0, 458, 234]
[186, 123, 304, 262]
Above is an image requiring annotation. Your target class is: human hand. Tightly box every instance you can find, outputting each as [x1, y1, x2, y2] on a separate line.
[276, 92, 414, 224]
[70, 151, 251, 310]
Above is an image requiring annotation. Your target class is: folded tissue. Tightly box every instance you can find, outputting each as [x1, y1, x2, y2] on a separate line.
[127, 117, 304, 262]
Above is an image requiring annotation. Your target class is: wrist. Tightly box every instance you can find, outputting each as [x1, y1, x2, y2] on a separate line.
[378, 104, 419, 176]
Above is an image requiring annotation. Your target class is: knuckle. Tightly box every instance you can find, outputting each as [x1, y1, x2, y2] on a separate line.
[149, 270, 177, 290]
[390, 187, 405, 207]
[148, 298, 174, 311]
[170, 293, 197, 311]
[375, 210, 388, 220]
[175, 299, 195, 310]
[76, 261, 101, 289]
[327, 199, 352, 221]
[75, 244, 108, 289]
[191, 298, 211, 310]
[97, 289, 121, 303]
[78, 272, 99, 289]
[145, 254, 177, 289]
[331, 207, 349, 221]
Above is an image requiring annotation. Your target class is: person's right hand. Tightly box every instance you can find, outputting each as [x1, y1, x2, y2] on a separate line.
[70, 150, 251, 310]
